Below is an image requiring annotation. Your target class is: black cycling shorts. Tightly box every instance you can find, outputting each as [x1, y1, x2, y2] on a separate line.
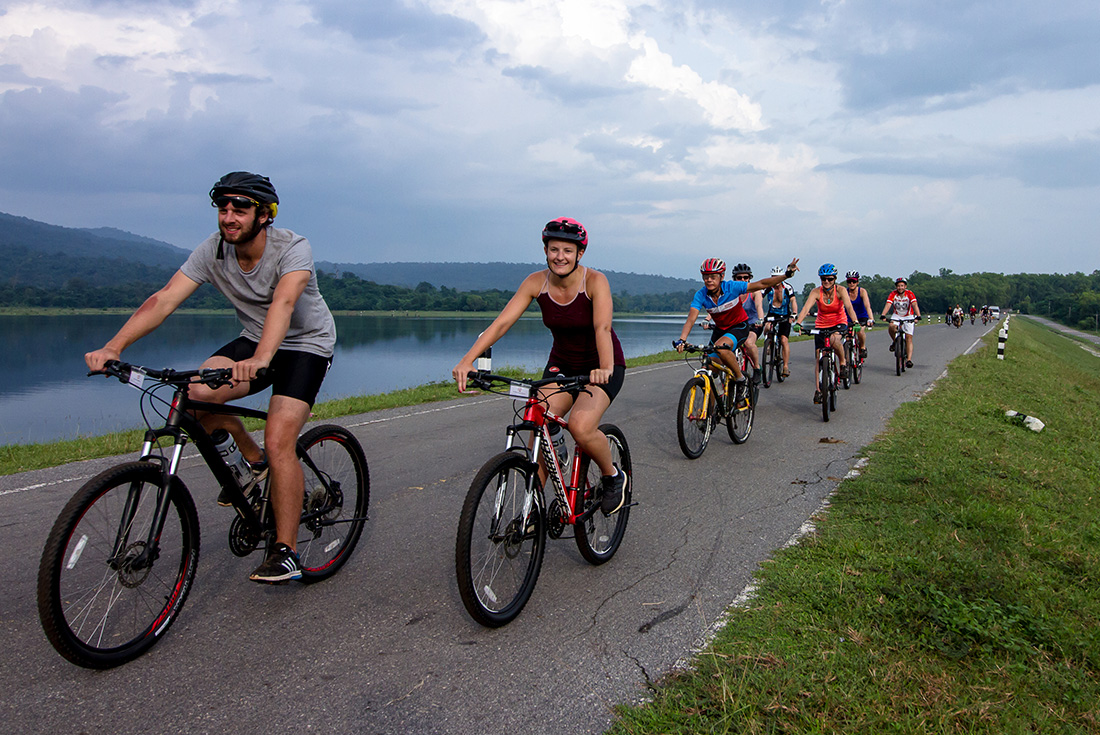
[213, 337, 332, 407]
[711, 323, 750, 352]
[542, 363, 626, 404]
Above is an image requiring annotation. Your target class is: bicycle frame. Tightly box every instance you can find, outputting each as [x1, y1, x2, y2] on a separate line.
[687, 346, 737, 419]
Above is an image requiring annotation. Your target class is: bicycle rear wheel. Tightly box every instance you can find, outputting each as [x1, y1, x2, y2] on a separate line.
[676, 376, 714, 459]
[574, 424, 631, 565]
[773, 338, 785, 383]
[296, 425, 370, 582]
[37, 462, 199, 669]
[853, 344, 863, 384]
[456, 452, 545, 627]
[842, 342, 853, 389]
[819, 356, 831, 422]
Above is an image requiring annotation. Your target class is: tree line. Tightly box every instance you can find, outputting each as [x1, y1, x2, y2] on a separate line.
[2, 261, 1098, 330]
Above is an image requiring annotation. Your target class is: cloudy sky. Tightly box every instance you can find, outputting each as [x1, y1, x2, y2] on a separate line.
[1, 0, 1097, 282]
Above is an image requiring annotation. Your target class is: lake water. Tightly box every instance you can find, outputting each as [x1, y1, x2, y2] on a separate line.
[0, 313, 687, 445]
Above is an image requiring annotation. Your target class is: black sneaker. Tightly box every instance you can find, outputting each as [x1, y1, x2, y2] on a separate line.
[601, 468, 628, 515]
[888, 343, 895, 352]
[813, 389, 822, 404]
[859, 348, 867, 359]
[733, 378, 749, 409]
[839, 364, 849, 381]
[249, 542, 302, 584]
[905, 359, 914, 368]
[218, 452, 268, 507]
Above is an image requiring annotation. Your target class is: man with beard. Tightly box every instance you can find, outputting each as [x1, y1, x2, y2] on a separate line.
[85, 171, 336, 583]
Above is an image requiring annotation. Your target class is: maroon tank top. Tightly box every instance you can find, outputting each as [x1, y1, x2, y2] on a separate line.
[536, 268, 626, 371]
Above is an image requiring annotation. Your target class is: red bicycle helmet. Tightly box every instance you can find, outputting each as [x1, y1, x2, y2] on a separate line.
[700, 258, 726, 275]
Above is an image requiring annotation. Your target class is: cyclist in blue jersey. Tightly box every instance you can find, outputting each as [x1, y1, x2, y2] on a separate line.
[675, 257, 799, 407]
[843, 271, 874, 358]
[762, 266, 799, 377]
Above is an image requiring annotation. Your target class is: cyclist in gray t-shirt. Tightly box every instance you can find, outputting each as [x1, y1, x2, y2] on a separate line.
[86, 171, 336, 584]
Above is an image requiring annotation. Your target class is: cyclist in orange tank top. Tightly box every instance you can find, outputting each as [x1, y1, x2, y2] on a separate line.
[452, 217, 628, 515]
[793, 263, 860, 405]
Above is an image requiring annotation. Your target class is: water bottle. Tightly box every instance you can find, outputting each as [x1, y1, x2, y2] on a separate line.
[212, 428, 252, 486]
[548, 423, 569, 466]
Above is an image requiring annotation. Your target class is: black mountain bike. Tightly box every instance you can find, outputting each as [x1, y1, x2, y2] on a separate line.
[890, 316, 917, 376]
[801, 325, 845, 422]
[759, 315, 786, 388]
[37, 361, 370, 669]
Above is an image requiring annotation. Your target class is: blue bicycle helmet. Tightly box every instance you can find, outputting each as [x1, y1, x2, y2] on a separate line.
[818, 263, 838, 278]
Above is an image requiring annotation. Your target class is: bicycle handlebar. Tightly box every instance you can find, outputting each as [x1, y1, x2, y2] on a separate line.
[465, 370, 591, 397]
[678, 342, 733, 354]
[89, 360, 267, 389]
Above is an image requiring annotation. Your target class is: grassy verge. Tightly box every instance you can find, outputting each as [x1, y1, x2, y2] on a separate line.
[609, 317, 1100, 732]
[0, 352, 683, 476]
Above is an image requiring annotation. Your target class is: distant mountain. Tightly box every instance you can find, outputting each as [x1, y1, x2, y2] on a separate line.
[0, 211, 190, 270]
[318, 260, 698, 295]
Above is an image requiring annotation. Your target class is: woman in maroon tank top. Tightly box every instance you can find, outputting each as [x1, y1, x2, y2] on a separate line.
[452, 218, 628, 514]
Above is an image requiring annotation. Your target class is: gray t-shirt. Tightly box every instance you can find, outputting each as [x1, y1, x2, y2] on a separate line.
[181, 228, 336, 358]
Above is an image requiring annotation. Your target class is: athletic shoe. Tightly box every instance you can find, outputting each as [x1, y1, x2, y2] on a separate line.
[601, 467, 628, 515]
[813, 389, 822, 404]
[905, 360, 914, 368]
[249, 542, 302, 584]
[218, 452, 268, 507]
[839, 364, 849, 381]
[888, 343, 895, 352]
[859, 348, 867, 359]
[781, 367, 790, 378]
[733, 378, 749, 409]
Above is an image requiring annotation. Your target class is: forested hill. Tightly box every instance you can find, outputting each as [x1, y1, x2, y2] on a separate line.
[317, 261, 698, 296]
[0, 212, 190, 270]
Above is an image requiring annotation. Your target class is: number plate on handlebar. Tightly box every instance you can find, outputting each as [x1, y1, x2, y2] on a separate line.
[508, 382, 530, 399]
[127, 367, 147, 390]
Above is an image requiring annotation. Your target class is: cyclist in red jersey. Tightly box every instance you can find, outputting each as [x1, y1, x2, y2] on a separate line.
[452, 218, 628, 514]
[883, 277, 921, 367]
[793, 263, 860, 404]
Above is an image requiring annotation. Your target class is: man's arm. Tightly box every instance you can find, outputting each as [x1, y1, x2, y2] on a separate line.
[85, 270, 201, 371]
[232, 269, 311, 383]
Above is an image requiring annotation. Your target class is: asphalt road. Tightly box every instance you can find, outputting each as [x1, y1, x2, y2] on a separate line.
[0, 318, 994, 734]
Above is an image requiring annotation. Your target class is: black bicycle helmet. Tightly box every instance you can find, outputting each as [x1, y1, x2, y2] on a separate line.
[731, 263, 752, 277]
[209, 171, 279, 205]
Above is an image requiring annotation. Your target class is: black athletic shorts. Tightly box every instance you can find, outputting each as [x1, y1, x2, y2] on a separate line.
[711, 323, 750, 352]
[813, 324, 849, 351]
[213, 337, 332, 407]
[542, 363, 626, 404]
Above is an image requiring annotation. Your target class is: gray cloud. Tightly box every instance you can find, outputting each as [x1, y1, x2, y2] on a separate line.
[309, 0, 483, 48]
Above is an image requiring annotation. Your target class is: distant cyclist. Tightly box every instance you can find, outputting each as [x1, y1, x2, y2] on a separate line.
[732, 263, 765, 384]
[675, 257, 800, 407]
[452, 217, 628, 515]
[762, 266, 798, 378]
[793, 263, 861, 404]
[969, 304, 977, 324]
[843, 271, 875, 359]
[882, 277, 921, 368]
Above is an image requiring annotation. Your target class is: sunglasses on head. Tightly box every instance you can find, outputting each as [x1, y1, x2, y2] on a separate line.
[543, 220, 584, 236]
[212, 195, 259, 209]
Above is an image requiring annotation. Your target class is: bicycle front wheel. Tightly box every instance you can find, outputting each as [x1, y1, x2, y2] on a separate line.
[760, 336, 773, 388]
[37, 462, 199, 669]
[575, 424, 632, 565]
[726, 379, 755, 444]
[819, 356, 831, 422]
[455, 452, 545, 627]
[296, 425, 370, 582]
[676, 376, 714, 459]
[896, 334, 904, 375]
[843, 343, 853, 389]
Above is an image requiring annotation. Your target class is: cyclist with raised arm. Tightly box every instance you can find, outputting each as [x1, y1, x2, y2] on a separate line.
[732, 263, 765, 385]
[793, 264, 861, 405]
[844, 271, 875, 359]
[451, 218, 628, 515]
[882, 277, 921, 368]
[762, 266, 798, 378]
[85, 172, 336, 584]
[675, 257, 800, 408]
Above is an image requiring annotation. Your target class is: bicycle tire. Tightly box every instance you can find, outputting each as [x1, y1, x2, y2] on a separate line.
[820, 355, 831, 422]
[727, 376, 755, 444]
[676, 376, 713, 459]
[842, 341, 853, 389]
[853, 344, 863, 384]
[296, 425, 370, 582]
[760, 335, 773, 388]
[895, 333, 903, 376]
[829, 371, 838, 412]
[455, 452, 545, 627]
[774, 338, 785, 383]
[574, 424, 631, 565]
[37, 462, 199, 669]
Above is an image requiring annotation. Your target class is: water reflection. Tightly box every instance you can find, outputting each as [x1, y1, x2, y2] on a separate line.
[0, 313, 686, 445]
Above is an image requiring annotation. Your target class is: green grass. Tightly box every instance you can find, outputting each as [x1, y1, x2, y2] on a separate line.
[608, 316, 1100, 733]
[0, 353, 682, 476]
